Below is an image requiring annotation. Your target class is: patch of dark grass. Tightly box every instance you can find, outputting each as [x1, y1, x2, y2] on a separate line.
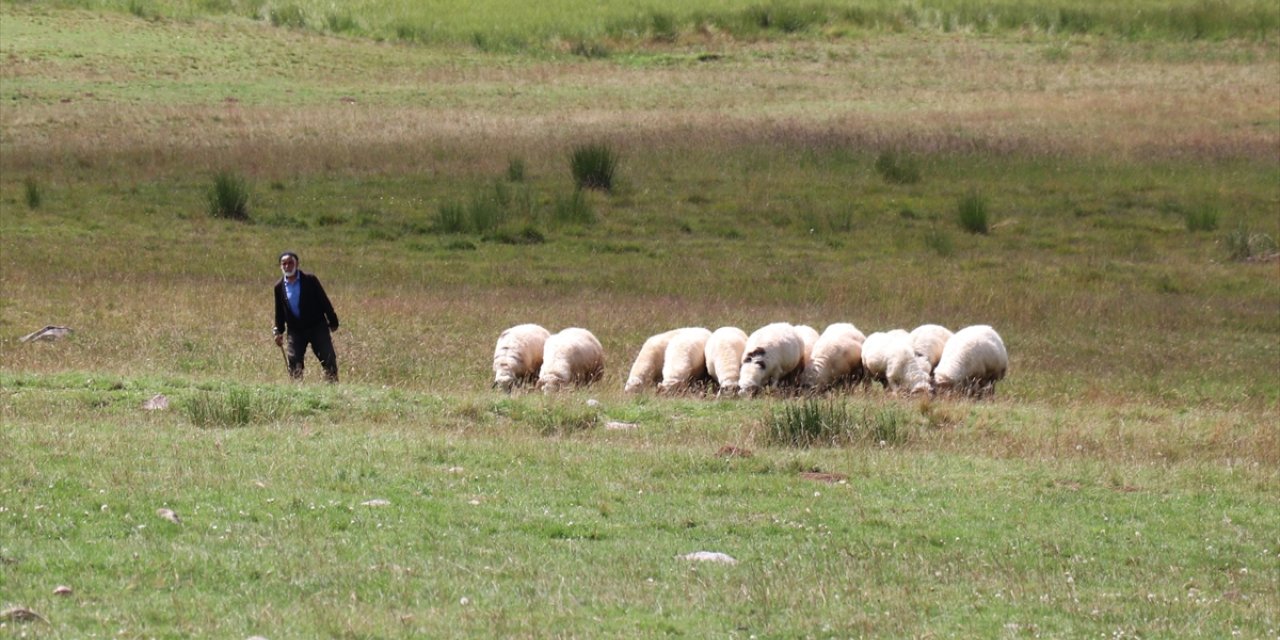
[875, 150, 922, 185]
[485, 225, 546, 245]
[924, 225, 954, 256]
[570, 40, 611, 59]
[528, 402, 600, 437]
[1184, 204, 1219, 232]
[553, 190, 596, 226]
[649, 11, 679, 42]
[324, 12, 358, 34]
[506, 157, 526, 182]
[23, 177, 40, 209]
[957, 190, 990, 235]
[207, 171, 250, 221]
[435, 200, 467, 234]
[570, 142, 619, 191]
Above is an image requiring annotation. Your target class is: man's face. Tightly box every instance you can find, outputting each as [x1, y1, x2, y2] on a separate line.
[280, 255, 298, 277]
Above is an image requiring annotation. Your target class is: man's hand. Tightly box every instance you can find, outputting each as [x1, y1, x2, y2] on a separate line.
[274, 333, 284, 347]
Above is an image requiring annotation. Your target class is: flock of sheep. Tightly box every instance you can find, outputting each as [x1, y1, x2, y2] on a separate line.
[492, 322, 1008, 399]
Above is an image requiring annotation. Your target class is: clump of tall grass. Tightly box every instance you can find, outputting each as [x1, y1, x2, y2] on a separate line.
[208, 171, 251, 220]
[1225, 224, 1278, 262]
[570, 40, 611, 59]
[183, 388, 288, 428]
[570, 142, 619, 192]
[875, 150, 922, 185]
[649, 11, 679, 42]
[743, 3, 825, 33]
[763, 399, 915, 447]
[515, 400, 600, 437]
[956, 190, 990, 234]
[1183, 204, 1219, 232]
[507, 157, 526, 182]
[553, 190, 596, 226]
[268, 4, 307, 29]
[23, 177, 41, 209]
[324, 11, 358, 34]
[924, 225, 954, 256]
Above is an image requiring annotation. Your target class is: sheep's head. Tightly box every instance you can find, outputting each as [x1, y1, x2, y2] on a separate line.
[623, 376, 646, 393]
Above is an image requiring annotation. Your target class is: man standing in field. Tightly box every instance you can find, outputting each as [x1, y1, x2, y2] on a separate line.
[273, 251, 341, 382]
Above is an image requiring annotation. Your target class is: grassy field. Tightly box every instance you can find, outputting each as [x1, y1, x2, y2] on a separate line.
[2, 2, 1278, 638]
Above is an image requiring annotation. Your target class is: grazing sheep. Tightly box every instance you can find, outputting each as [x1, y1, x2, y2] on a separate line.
[910, 324, 954, 374]
[861, 329, 932, 395]
[537, 327, 605, 393]
[737, 322, 805, 397]
[659, 327, 713, 394]
[624, 329, 680, 393]
[492, 323, 551, 392]
[803, 323, 867, 390]
[704, 326, 748, 396]
[794, 324, 821, 369]
[933, 325, 1008, 398]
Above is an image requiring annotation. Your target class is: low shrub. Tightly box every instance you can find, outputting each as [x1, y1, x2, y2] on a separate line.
[208, 171, 250, 220]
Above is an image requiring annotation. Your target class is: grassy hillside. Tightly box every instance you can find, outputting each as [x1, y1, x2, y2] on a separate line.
[1, 3, 1277, 638]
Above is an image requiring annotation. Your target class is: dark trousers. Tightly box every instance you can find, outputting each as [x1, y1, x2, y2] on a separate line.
[285, 325, 338, 382]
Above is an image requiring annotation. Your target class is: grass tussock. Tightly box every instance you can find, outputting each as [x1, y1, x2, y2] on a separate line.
[182, 388, 289, 428]
[956, 189, 990, 234]
[763, 398, 917, 448]
[23, 177, 40, 209]
[570, 142, 619, 192]
[1225, 223, 1279, 261]
[207, 171, 251, 221]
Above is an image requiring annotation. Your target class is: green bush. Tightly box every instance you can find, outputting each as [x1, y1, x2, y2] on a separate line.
[874, 150, 922, 185]
[23, 177, 40, 209]
[208, 171, 251, 220]
[570, 142, 619, 191]
[956, 190, 990, 235]
[269, 4, 307, 28]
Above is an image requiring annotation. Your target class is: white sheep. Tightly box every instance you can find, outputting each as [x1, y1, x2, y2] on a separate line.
[861, 329, 932, 395]
[803, 323, 867, 390]
[794, 324, 821, 370]
[624, 329, 680, 393]
[704, 326, 748, 396]
[659, 327, 713, 394]
[492, 323, 551, 392]
[910, 324, 953, 374]
[933, 325, 1008, 398]
[536, 327, 605, 393]
[737, 322, 805, 397]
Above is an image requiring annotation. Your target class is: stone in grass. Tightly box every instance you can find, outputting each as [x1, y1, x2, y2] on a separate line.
[156, 508, 181, 524]
[604, 421, 638, 431]
[679, 551, 738, 565]
[53, 585, 72, 596]
[0, 606, 49, 624]
[20, 325, 72, 343]
[360, 499, 391, 507]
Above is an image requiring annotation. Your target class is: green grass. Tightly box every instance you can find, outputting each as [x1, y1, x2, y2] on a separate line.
[0, 2, 1278, 637]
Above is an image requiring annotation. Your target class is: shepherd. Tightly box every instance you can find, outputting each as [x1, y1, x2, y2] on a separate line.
[273, 251, 341, 382]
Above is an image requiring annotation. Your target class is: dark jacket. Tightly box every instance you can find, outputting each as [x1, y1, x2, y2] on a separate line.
[274, 271, 339, 335]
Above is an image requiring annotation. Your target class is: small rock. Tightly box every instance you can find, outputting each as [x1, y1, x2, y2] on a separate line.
[142, 394, 169, 411]
[799, 471, 848, 484]
[156, 508, 181, 524]
[0, 606, 48, 623]
[604, 421, 638, 431]
[360, 499, 390, 507]
[586, 398, 600, 407]
[53, 585, 72, 596]
[679, 551, 737, 565]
